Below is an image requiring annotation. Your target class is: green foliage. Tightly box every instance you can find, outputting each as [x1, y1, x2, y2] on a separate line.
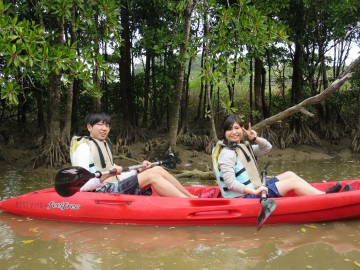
[327, 88, 358, 106]
[198, 0, 289, 94]
[0, 0, 122, 108]
[221, 100, 238, 115]
[351, 66, 360, 90]
[0, 0, 359, 137]
[1, 81, 20, 104]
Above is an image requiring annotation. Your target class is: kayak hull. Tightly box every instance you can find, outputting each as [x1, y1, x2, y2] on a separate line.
[1, 180, 360, 226]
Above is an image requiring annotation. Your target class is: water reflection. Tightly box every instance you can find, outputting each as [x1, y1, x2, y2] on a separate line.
[0, 158, 360, 269]
[0, 169, 53, 200]
[1, 212, 359, 269]
[265, 159, 360, 183]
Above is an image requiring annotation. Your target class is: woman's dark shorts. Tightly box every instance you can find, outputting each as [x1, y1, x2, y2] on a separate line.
[244, 177, 282, 198]
[96, 175, 142, 195]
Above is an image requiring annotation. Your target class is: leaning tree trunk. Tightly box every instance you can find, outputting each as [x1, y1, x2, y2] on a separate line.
[253, 56, 360, 132]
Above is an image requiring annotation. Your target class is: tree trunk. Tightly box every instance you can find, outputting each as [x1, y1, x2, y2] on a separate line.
[47, 72, 62, 139]
[35, 87, 46, 135]
[179, 57, 193, 135]
[151, 55, 158, 127]
[333, 39, 351, 78]
[71, 79, 79, 134]
[292, 41, 304, 103]
[103, 44, 109, 113]
[169, 0, 197, 151]
[33, 16, 68, 168]
[142, 50, 151, 127]
[65, 6, 77, 140]
[207, 83, 218, 143]
[17, 94, 26, 132]
[33, 71, 67, 168]
[254, 58, 263, 122]
[226, 58, 236, 105]
[290, 0, 305, 104]
[119, 0, 134, 126]
[249, 58, 253, 123]
[261, 65, 267, 120]
[92, 10, 101, 111]
[62, 80, 73, 143]
[196, 10, 207, 120]
[266, 50, 272, 119]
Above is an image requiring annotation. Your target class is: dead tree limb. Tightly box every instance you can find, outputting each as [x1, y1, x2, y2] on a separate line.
[253, 56, 360, 131]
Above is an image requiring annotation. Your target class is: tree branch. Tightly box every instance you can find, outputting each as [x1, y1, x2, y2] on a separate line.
[253, 56, 360, 131]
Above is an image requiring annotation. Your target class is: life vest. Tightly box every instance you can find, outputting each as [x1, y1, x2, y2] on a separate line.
[70, 136, 119, 183]
[212, 140, 262, 198]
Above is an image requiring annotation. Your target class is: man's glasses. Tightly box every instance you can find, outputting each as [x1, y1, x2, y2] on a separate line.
[95, 122, 111, 129]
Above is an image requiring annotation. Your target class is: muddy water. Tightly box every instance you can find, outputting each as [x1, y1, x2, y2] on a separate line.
[0, 158, 360, 270]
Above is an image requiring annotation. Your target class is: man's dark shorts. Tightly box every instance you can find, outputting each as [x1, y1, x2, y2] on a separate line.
[244, 177, 282, 198]
[96, 175, 142, 195]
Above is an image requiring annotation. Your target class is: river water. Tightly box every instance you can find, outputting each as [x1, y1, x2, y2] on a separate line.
[0, 158, 360, 270]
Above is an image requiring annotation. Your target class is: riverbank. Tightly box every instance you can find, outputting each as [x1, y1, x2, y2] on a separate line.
[0, 135, 355, 173]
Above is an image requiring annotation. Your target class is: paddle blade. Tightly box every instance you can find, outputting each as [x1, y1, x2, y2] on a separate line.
[55, 166, 95, 197]
[162, 153, 176, 169]
[257, 199, 277, 231]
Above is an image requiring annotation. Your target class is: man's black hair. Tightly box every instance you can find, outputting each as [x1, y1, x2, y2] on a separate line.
[85, 112, 111, 126]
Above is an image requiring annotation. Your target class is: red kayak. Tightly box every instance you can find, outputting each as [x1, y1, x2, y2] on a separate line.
[1, 180, 360, 226]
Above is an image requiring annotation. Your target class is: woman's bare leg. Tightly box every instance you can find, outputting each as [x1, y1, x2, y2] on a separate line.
[275, 171, 324, 196]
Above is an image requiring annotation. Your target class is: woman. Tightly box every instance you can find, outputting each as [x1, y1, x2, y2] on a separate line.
[212, 114, 352, 198]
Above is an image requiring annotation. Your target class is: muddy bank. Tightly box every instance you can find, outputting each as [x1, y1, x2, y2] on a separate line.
[0, 135, 355, 174]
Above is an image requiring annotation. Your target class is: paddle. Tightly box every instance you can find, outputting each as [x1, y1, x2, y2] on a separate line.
[256, 163, 277, 231]
[55, 153, 176, 197]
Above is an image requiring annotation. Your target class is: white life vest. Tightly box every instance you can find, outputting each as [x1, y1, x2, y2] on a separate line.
[70, 136, 119, 183]
[212, 140, 262, 198]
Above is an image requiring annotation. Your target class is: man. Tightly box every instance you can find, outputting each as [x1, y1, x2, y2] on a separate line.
[71, 112, 215, 198]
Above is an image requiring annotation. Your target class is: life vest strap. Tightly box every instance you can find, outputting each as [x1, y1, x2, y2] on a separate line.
[89, 137, 106, 169]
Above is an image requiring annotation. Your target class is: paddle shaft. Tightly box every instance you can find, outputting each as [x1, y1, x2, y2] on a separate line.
[260, 163, 270, 201]
[94, 161, 164, 178]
